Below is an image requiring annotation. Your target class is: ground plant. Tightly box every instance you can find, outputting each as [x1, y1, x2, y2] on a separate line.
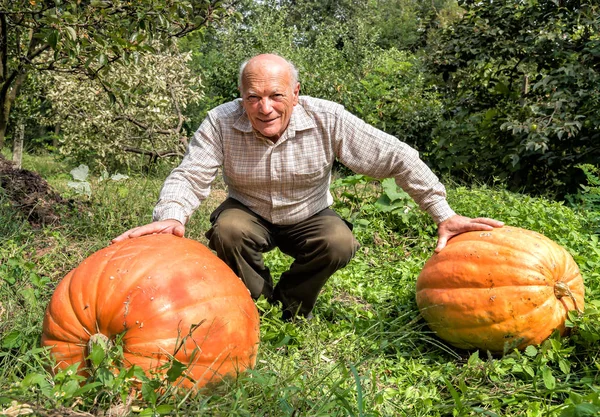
[0, 154, 599, 416]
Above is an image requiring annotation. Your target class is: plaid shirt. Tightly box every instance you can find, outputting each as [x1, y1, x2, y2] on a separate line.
[153, 96, 456, 226]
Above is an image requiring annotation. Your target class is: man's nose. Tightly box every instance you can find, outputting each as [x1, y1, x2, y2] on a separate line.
[258, 98, 273, 114]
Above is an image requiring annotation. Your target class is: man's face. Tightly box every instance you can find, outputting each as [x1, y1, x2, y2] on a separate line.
[240, 59, 300, 141]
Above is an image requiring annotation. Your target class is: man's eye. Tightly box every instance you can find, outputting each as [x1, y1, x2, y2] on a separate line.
[272, 94, 284, 101]
[246, 96, 260, 103]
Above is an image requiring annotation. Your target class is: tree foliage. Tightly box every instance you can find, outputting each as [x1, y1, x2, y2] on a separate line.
[7, 0, 598, 200]
[180, 0, 445, 151]
[346, 49, 443, 151]
[45, 45, 202, 170]
[8, 71, 52, 151]
[0, 0, 232, 148]
[427, 0, 600, 197]
[273, 0, 461, 51]
[368, 0, 463, 50]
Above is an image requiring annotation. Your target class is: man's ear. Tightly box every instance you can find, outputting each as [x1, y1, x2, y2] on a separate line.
[293, 82, 300, 103]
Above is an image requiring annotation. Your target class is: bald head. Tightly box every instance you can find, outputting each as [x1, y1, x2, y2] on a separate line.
[238, 54, 299, 90]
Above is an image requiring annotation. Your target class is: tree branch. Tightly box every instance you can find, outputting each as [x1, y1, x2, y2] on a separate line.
[26, 42, 51, 62]
[167, 83, 185, 133]
[113, 115, 180, 136]
[8, 70, 26, 104]
[171, 0, 229, 38]
[0, 69, 21, 112]
[0, 7, 54, 16]
[122, 146, 183, 159]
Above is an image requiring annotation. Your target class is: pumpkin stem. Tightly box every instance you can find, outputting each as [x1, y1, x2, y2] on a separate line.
[554, 281, 583, 316]
[87, 333, 114, 366]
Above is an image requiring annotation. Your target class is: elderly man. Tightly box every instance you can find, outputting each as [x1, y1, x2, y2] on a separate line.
[113, 53, 503, 320]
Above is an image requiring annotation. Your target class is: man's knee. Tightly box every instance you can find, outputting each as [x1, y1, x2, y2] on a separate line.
[210, 211, 247, 247]
[320, 222, 359, 266]
[208, 209, 271, 253]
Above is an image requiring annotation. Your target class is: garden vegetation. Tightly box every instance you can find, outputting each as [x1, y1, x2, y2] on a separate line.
[1, 0, 599, 415]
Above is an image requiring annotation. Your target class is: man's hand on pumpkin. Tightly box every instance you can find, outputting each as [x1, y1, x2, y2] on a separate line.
[111, 219, 185, 244]
[435, 215, 504, 253]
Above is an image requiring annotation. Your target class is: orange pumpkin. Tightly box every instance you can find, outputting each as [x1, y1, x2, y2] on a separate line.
[416, 226, 584, 353]
[41, 234, 260, 389]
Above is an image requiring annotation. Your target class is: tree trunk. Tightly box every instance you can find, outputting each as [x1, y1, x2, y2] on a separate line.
[0, 70, 27, 150]
[54, 124, 60, 149]
[12, 120, 24, 169]
[0, 99, 9, 150]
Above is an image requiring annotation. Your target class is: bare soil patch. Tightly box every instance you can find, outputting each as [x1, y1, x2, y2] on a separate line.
[0, 155, 73, 227]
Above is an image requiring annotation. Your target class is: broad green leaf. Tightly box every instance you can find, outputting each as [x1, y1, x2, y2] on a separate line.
[155, 404, 174, 415]
[374, 195, 396, 212]
[542, 366, 556, 390]
[97, 367, 115, 386]
[47, 30, 60, 49]
[139, 408, 155, 417]
[111, 173, 129, 181]
[1, 330, 22, 349]
[90, 0, 111, 8]
[60, 379, 81, 397]
[467, 350, 480, 365]
[558, 357, 571, 374]
[65, 26, 77, 41]
[98, 53, 108, 66]
[88, 341, 106, 367]
[73, 382, 103, 397]
[21, 373, 53, 394]
[131, 365, 148, 381]
[18, 287, 37, 308]
[141, 380, 160, 405]
[381, 178, 407, 202]
[67, 181, 92, 196]
[166, 360, 187, 382]
[1, 269, 16, 285]
[524, 345, 538, 357]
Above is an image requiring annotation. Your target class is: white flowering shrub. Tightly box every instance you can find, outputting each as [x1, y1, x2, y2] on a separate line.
[46, 46, 202, 170]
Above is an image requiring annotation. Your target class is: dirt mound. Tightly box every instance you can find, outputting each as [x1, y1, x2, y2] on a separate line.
[0, 155, 71, 227]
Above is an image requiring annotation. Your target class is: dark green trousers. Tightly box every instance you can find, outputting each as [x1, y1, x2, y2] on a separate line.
[205, 198, 360, 318]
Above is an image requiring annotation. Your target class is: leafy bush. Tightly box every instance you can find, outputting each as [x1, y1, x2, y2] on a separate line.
[566, 164, 600, 234]
[345, 49, 444, 150]
[427, 0, 600, 198]
[180, 0, 443, 152]
[45, 45, 202, 171]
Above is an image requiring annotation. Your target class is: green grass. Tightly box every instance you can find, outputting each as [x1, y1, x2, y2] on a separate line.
[1, 154, 600, 416]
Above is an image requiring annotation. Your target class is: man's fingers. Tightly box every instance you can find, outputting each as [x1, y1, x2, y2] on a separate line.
[472, 217, 505, 228]
[434, 236, 448, 253]
[111, 225, 155, 244]
[435, 216, 505, 253]
[111, 230, 135, 244]
[173, 224, 185, 237]
[111, 220, 185, 245]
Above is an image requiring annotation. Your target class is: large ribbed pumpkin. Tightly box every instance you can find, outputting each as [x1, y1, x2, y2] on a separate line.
[41, 234, 260, 389]
[416, 226, 584, 353]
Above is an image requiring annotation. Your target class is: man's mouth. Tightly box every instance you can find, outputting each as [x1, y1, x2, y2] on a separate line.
[259, 117, 278, 123]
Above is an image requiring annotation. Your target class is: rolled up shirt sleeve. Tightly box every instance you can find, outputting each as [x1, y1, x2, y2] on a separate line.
[333, 106, 456, 224]
[152, 113, 223, 224]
